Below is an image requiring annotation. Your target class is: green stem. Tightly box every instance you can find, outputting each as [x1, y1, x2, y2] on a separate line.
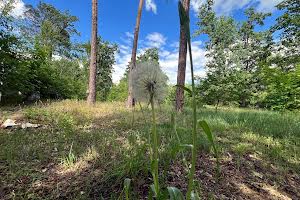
[172, 113, 189, 169]
[138, 101, 147, 124]
[131, 105, 135, 128]
[150, 97, 160, 196]
[186, 30, 197, 200]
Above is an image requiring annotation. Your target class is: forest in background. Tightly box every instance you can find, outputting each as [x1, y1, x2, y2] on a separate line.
[0, 0, 299, 110]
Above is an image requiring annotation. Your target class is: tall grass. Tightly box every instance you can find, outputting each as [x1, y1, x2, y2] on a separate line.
[1, 100, 299, 199]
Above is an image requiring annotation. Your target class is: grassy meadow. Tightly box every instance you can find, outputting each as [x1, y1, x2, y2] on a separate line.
[0, 100, 299, 199]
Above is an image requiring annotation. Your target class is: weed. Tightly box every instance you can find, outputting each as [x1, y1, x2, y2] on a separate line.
[60, 142, 76, 168]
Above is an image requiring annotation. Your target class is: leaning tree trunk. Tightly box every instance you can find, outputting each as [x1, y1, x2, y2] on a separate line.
[127, 0, 144, 108]
[175, 0, 190, 112]
[87, 0, 98, 104]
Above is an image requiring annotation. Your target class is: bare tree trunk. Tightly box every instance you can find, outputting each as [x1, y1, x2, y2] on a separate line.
[127, 0, 144, 108]
[175, 0, 190, 112]
[87, 0, 98, 104]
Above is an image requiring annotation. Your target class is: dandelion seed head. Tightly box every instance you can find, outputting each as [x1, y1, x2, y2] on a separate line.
[131, 61, 168, 103]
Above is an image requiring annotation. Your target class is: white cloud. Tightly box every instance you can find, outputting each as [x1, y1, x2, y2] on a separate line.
[190, 0, 282, 15]
[160, 40, 207, 84]
[113, 32, 207, 84]
[145, 0, 157, 14]
[125, 32, 134, 39]
[0, 0, 27, 18]
[256, 0, 282, 12]
[145, 32, 167, 48]
[112, 52, 131, 83]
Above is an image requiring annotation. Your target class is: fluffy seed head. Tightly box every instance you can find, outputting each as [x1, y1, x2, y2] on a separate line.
[131, 61, 168, 103]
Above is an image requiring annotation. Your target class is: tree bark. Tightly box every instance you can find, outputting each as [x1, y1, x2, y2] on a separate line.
[175, 0, 190, 112]
[87, 0, 98, 104]
[127, 0, 144, 108]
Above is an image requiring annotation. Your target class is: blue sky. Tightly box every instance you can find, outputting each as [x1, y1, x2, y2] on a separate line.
[5, 0, 283, 83]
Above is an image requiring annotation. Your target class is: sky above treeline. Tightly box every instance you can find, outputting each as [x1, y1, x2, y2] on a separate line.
[7, 0, 283, 83]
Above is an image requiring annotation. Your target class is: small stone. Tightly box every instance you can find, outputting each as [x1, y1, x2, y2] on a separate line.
[21, 122, 40, 129]
[1, 119, 19, 128]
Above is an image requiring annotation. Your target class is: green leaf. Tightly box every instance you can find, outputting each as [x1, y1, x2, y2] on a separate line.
[198, 120, 221, 176]
[150, 159, 156, 173]
[198, 120, 217, 153]
[148, 184, 154, 199]
[191, 191, 201, 200]
[198, 120, 213, 143]
[123, 178, 131, 200]
[150, 184, 157, 197]
[167, 187, 185, 200]
[124, 178, 131, 190]
[175, 84, 192, 95]
[180, 144, 194, 150]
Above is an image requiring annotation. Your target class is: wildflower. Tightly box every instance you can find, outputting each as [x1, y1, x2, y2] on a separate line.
[131, 61, 168, 103]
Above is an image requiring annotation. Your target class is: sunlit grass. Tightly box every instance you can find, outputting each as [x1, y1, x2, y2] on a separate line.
[0, 100, 299, 199]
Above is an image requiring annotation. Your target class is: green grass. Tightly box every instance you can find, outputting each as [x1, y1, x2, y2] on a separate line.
[0, 100, 299, 199]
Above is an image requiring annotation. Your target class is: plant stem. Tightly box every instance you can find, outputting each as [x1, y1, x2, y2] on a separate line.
[150, 97, 160, 196]
[131, 106, 135, 128]
[186, 25, 197, 200]
[138, 102, 148, 124]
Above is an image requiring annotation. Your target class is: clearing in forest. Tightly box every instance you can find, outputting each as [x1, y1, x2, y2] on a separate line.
[0, 100, 299, 199]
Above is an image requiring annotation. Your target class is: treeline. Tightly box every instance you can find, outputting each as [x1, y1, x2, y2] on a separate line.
[0, 1, 117, 104]
[195, 0, 299, 110]
[1, 0, 299, 111]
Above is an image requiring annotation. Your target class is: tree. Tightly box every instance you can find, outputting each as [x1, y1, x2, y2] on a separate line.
[235, 8, 272, 107]
[195, 1, 272, 108]
[175, 0, 190, 112]
[82, 38, 118, 101]
[96, 40, 118, 101]
[260, 64, 300, 110]
[24, 2, 79, 58]
[137, 47, 159, 64]
[0, 1, 28, 103]
[127, 0, 144, 107]
[271, 0, 300, 70]
[195, 0, 238, 107]
[87, 0, 98, 104]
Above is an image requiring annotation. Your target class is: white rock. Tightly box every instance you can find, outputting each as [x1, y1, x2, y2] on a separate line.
[1, 119, 19, 128]
[21, 123, 40, 129]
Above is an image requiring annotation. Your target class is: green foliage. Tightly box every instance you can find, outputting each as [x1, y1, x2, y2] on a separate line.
[108, 79, 128, 102]
[272, 0, 300, 66]
[259, 64, 300, 110]
[82, 37, 118, 101]
[195, 0, 299, 110]
[137, 47, 159, 64]
[0, 4, 27, 103]
[60, 142, 77, 168]
[198, 120, 220, 175]
[122, 178, 131, 200]
[24, 2, 79, 58]
[1, 1, 83, 103]
[0, 3, 117, 104]
[167, 187, 184, 200]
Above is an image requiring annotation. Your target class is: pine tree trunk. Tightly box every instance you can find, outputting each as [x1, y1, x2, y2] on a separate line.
[175, 0, 190, 112]
[127, 0, 144, 108]
[87, 0, 98, 104]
